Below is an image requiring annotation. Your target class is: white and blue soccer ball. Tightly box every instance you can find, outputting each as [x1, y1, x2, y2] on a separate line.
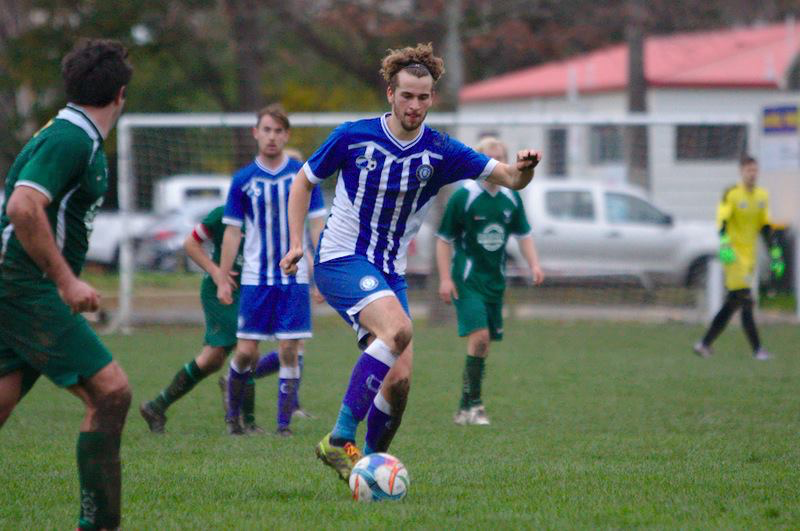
[349, 453, 409, 502]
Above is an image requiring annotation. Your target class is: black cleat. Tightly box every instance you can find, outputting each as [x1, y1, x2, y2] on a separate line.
[139, 402, 166, 434]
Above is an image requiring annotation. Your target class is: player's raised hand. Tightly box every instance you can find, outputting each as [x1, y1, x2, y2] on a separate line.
[515, 150, 541, 171]
[438, 278, 458, 304]
[280, 247, 304, 275]
[59, 278, 100, 313]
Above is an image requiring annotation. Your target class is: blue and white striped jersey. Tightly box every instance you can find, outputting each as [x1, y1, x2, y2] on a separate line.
[224, 155, 326, 286]
[304, 113, 497, 275]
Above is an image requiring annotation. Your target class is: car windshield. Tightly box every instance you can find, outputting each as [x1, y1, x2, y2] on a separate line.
[545, 190, 595, 221]
[605, 193, 666, 224]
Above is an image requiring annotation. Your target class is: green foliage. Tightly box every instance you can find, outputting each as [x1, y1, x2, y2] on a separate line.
[2, 318, 799, 527]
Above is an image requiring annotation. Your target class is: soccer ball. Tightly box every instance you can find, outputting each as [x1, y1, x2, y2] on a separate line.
[349, 453, 409, 502]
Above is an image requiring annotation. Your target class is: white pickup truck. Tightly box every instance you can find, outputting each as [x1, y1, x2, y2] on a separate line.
[409, 179, 718, 286]
[520, 180, 718, 285]
[87, 174, 230, 267]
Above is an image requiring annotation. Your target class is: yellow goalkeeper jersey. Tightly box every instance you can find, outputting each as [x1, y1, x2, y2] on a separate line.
[716, 183, 770, 260]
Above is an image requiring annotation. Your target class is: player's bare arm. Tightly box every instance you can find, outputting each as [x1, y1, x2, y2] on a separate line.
[486, 150, 542, 190]
[435, 237, 458, 303]
[307, 216, 326, 303]
[280, 168, 314, 275]
[6, 186, 99, 313]
[519, 235, 544, 285]
[183, 231, 237, 291]
[217, 225, 242, 305]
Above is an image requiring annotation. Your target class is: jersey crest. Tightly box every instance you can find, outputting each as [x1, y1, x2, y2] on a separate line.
[415, 163, 434, 182]
[477, 223, 506, 252]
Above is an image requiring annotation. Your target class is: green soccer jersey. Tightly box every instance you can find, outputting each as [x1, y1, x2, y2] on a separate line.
[0, 104, 108, 282]
[437, 180, 532, 301]
[199, 205, 244, 295]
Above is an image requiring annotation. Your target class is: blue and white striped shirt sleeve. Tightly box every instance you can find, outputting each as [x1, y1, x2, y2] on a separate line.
[308, 185, 326, 219]
[442, 137, 499, 185]
[302, 122, 350, 184]
[222, 176, 246, 227]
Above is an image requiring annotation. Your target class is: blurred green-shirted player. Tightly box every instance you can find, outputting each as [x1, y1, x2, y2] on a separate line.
[0, 39, 133, 529]
[140, 205, 298, 434]
[436, 137, 544, 426]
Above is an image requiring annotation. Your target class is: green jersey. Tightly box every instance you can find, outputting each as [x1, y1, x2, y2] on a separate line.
[197, 205, 244, 296]
[437, 180, 531, 301]
[0, 104, 108, 282]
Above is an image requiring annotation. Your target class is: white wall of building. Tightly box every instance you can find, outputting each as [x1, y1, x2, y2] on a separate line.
[460, 88, 800, 224]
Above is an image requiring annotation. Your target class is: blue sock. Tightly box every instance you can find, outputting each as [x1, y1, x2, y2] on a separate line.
[277, 366, 300, 429]
[332, 404, 358, 442]
[226, 360, 251, 421]
[254, 351, 279, 378]
[364, 391, 393, 455]
[331, 339, 394, 442]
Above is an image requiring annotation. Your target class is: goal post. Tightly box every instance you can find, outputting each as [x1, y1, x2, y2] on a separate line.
[111, 111, 799, 331]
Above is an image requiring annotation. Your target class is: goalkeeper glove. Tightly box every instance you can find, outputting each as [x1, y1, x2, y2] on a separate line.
[770, 244, 785, 279]
[719, 234, 735, 265]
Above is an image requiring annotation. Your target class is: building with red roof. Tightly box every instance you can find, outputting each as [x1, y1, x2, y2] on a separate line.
[461, 22, 799, 103]
[456, 22, 800, 225]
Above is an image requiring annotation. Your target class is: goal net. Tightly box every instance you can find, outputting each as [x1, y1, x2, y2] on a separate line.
[108, 111, 797, 331]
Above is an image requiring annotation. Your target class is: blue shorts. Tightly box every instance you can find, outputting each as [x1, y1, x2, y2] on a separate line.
[315, 255, 409, 346]
[237, 284, 312, 341]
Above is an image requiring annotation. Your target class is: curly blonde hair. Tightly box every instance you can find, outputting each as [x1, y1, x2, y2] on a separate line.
[380, 43, 445, 89]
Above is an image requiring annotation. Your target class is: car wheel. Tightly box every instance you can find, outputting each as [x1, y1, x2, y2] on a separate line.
[686, 256, 711, 288]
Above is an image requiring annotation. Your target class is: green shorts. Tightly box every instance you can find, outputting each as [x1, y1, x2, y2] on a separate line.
[201, 284, 239, 348]
[0, 281, 112, 388]
[452, 284, 504, 341]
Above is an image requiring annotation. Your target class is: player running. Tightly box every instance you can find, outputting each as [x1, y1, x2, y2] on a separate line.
[693, 155, 784, 360]
[436, 137, 544, 426]
[218, 104, 326, 436]
[139, 204, 297, 434]
[280, 43, 541, 481]
[0, 39, 132, 529]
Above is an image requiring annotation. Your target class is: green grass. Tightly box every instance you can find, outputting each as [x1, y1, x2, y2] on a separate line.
[2, 318, 799, 528]
[82, 271, 203, 292]
[760, 291, 796, 312]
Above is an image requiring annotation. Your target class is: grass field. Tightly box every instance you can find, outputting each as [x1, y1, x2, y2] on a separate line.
[1, 317, 799, 528]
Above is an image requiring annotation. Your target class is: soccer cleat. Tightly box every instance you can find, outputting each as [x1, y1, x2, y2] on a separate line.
[315, 432, 362, 481]
[754, 348, 772, 361]
[218, 375, 229, 414]
[693, 342, 713, 358]
[468, 405, 491, 425]
[275, 427, 293, 437]
[139, 402, 166, 434]
[292, 407, 316, 420]
[244, 422, 265, 435]
[226, 418, 245, 435]
[453, 409, 470, 425]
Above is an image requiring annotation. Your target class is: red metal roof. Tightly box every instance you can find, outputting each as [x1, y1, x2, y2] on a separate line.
[460, 22, 800, 103]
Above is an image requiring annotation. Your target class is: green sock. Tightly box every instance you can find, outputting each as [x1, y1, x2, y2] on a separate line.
[152, 360, 207, 412]
[77, 432, 122, 530]
[464, 355, 485, 408]
[459, 362, 471, 410]
[242, 376, 256, 425]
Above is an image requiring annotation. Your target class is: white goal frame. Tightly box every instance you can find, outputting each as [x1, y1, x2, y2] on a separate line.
[113, 111, 799, 331]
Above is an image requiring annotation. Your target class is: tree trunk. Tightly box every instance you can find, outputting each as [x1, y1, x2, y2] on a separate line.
[625, 0, 649, 190]
[223, 0, 265, 168]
